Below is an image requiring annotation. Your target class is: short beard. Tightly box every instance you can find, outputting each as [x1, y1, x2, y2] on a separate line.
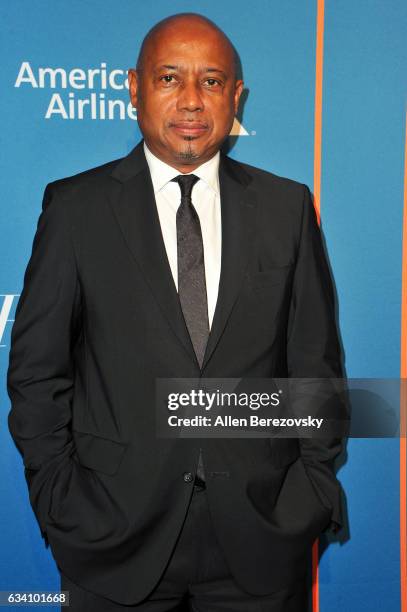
[176, 138, 199, 162]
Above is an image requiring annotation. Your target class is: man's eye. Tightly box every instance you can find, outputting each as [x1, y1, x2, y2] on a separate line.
[160, 75, 176, 84]
[204, 78, 221, 87]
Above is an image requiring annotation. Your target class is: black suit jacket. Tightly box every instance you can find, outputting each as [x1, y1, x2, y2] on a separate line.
[7, 140, 346, 605]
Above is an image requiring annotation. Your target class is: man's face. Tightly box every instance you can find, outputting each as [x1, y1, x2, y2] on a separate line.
[128, 20, 244, 172]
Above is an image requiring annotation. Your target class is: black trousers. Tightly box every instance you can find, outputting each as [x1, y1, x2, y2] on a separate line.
[60, 483, 311, 611]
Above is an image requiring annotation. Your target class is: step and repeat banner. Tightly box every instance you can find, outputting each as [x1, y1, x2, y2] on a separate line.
[1, 2, 406, 611]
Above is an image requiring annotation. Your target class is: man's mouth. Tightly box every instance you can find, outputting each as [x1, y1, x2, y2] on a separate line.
[168, 121, 209, 137]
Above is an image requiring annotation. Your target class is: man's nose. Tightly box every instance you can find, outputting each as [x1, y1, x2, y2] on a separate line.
[176, 81, 204, 112]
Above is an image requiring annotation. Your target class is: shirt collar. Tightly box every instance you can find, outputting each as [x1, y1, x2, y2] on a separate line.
[143, 141, 220, 195]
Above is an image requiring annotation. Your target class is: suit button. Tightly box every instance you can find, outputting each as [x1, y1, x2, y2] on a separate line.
[183, 472, 194, 483]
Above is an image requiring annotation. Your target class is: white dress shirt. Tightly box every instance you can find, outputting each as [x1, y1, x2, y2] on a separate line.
[143, 141, 222, 329]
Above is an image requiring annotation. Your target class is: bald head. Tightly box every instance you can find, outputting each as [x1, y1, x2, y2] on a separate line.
[136, 13, 238, 78]
[128, 12, 244, 173]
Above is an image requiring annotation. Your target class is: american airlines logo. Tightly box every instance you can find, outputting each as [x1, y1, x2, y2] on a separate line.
[0, 295, 18, 348]
[14, 61, 249, 134]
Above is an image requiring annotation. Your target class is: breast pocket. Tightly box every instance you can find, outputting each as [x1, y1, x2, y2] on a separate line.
[247, 264, 293, 292]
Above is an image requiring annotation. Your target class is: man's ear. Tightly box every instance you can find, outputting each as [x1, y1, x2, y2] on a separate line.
[234, 80, 244, 115]
[128, 68, 139, 108]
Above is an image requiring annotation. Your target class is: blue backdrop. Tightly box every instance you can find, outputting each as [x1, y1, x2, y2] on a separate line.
[1, 1, 406, 611]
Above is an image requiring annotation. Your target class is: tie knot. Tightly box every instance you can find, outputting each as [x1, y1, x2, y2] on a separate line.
[172, 174, 200, 199]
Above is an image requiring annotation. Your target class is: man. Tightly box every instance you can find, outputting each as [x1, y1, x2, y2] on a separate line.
[7, 12, 345, 612]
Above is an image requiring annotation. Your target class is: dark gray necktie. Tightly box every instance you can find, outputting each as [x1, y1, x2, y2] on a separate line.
[172, 174, 209, 368]
[172, 173, 208, 484]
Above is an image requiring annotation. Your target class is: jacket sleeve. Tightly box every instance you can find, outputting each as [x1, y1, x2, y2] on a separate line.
[7, 183, 82, 540]
[286, 184, 348, 533]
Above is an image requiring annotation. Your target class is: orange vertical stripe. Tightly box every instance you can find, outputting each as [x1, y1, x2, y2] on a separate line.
[313, 0, 325, 227]
[401, 111, 407, 612]
[312, 539, 320, 612]
[312, 1, 325, 611]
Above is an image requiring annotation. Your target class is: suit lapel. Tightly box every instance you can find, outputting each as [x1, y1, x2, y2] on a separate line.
[201, 154, 258, 370]
[108, 141, 198, 364]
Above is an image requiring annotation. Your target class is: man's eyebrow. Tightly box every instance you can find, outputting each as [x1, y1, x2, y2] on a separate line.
[204, 67, 226, 73]
[154, 64, 179, 72]
[204, 68, 228, 79]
